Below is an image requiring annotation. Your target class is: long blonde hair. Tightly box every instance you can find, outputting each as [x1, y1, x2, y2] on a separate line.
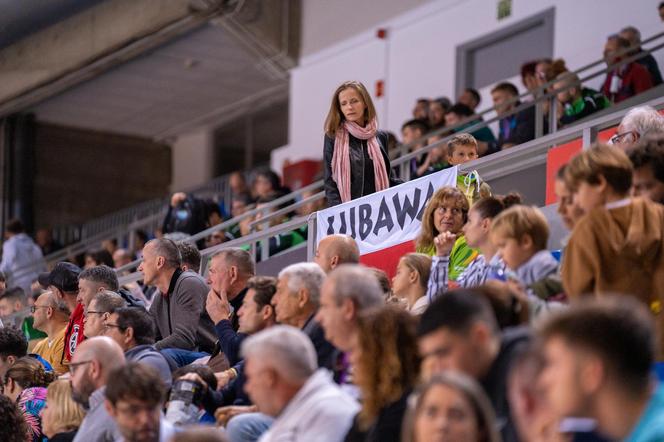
[416, 187, 469, 251]
[324, 81, 377, 137]
[44, 380, 85, 433]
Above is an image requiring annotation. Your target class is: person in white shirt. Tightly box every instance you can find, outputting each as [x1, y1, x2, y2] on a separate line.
[242, 326, 359, 442]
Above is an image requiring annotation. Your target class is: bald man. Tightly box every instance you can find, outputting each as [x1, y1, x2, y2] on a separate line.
[71, 336, 126, 442]
[313, 235, 360, 273]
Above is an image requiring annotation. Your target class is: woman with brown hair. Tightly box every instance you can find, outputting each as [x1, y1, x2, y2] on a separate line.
[3, 356, 56, 442]
[415, 186, 477, 281]
[402, 372, 501, 442]
[323, 80, 400, 206]
[344, 306, 420, 442]
[392, 253, 432, 315]
[40, 380, 86, 441]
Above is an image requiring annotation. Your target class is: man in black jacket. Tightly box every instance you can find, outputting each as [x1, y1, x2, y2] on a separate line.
[620, 26, 663, 86]
[417, 289, 529, 442]
[491, 82, 537, 151]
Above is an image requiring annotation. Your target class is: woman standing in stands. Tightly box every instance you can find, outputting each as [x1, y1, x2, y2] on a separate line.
[323, 81, 400, 206]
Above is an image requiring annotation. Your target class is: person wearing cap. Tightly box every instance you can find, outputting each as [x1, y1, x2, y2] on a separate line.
[38, 262, 84, 363]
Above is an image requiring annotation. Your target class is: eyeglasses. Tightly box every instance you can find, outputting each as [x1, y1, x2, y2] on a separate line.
[30, 305, 50, 313]
[608, 130, 638, 145]
[68, 360, 93, 375]
[104, 323, 124, 331]
[85, 310, 106, 316]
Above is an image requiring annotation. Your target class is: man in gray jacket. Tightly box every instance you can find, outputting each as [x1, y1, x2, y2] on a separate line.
[138, 239, 215, 366]
[102, 306, 172, 388]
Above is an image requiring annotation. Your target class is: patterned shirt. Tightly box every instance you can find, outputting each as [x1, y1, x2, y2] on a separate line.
[427, 253, 505, 302]
[18, 387, 47, 442]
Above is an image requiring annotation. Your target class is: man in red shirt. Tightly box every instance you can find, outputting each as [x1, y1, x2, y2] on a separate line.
[602, 35, 653, 103]
[38, 262, 83, 363]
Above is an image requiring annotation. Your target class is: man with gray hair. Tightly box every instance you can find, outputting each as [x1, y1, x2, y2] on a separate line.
[83, 290, 127, 338]
[138, 239, 216, 366]
[31, 290, 70, 374]
[272, 262, 337, 370]
[241, 326, 359, 442]
[620, 25, 663, 86]
[314, 234, 360, 273]
[611, 105, 664, 149]
[316, 264, 384, 353]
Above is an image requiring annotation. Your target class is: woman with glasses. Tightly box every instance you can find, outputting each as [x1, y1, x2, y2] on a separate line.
[2, 356, 56, 442]
[415, 187, 477, 282]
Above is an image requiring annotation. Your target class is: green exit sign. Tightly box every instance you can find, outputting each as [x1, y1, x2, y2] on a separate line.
[498, 0, 512, 20]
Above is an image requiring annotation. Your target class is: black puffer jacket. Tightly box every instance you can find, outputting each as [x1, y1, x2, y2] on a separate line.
[323, 130, 401, 207]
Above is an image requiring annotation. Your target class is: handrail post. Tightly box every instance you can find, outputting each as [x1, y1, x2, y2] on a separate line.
[582, 126, 598, 149]
[549, 96, 558, 135]
[306, 213, 317, 261]
[535, 100, 544, 139]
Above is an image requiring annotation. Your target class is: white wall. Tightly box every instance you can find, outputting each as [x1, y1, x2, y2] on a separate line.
[171, 129, 214, 191]
[273, 0, 662, 171]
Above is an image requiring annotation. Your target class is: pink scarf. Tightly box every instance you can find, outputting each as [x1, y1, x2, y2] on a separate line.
[331, 118, 390, 203]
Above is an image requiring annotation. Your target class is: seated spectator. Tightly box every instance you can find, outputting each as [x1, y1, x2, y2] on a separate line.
[427, 194, 522, 300]
[490, 205, 561, 316]
[222, 193, 255, 242]
[40, 379, 85, 442]
[241, 326, 360, 442]
[1, 219, 46, 297]
[554, 72, 610, 127]
[345, 307, 419, 442]
[554, 165, 585, 232]
[31, 290, 70, 375]
[562, 144, 664, 352]
[391, 253, 431, 315]
[629, 136, 664, 204]
[84, 249, 114, 269]
[446, 134, 492, 205]
[0, 286, 46, 342]
[102, 306, 172, 388]
[3, 356, 55, 442]
[314, 234, 360, 274]
[296, 188, 327, 218]
[162, 192, 212, 236]
[620, 25, 663, 85]
[402, 372, 500, 442]
[272, 263, 337, 370]
[105, 363, 175, 442]
[491, 82, 536, 150]
[412, 98, 430, 120]
[521, 60, 539, 96]
[416, 187, 478, 281]
[83, 290, 126, 338]
[38, 262, 83, 363]
[111, 248, 133, 269]
[35, 228, 62, 257]
[80, 264, 145, 311]
[0, 395, 29, 442]
[417, 289, 529, 442]
[457, 88, 481, 112]
[253, 169, 286, 200]
[138, 239, 216, 360]
[70, 337, 125, 441]
[445, 103, 497, 156]
[538, 296, 664, 441]
[413, 133, 449, 177]
[428, 97, 451, 129]
[0, 327, 28, 377]
[601, 34, 653, 103]
[401, 119, 430, 177]
[611, 105, 664, 149]
[176, 241, 201, 273]
[249, 194, 306, 260]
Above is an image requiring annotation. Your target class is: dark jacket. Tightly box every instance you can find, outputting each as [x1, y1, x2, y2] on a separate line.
[496, 103, 536, 150]
[480, 326, 530, 442]
[636, 49, 663, 86]
[213, 318, 247, 367]
[302, 314, 338, 371]
[323, 130, 401, 207]
[344, 390, 410, 442]
[149, 269, 216, 353]
[201, 360, 250, 412]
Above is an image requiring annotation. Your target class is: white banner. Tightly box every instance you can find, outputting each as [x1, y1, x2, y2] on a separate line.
[316, 167, 458, 254]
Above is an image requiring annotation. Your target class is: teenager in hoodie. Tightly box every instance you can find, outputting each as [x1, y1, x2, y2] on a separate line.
[563, 144, 664, 355]
[489, 205, 563, 319]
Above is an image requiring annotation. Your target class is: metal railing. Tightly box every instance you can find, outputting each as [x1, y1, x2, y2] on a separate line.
[12, 30, 664, 281]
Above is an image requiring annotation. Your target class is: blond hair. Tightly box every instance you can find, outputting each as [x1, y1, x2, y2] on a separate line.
[416, 187, 469, 251]
[564, 143, 633, 194]
[400, 253, 432, 289]
[491, 205, 549, 251]
[447, 133, 478, 156]
[45, 380, 85, 433]
[324, 81, 377, 137]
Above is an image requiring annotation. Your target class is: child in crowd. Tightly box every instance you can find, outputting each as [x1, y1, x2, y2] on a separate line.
[490, 205, 561, 318]
[392, 253, 432, 315]
[414, 134, 449, 177]
[554, 72, 610, 127]
[562, 144, 664, 346]
[416, 187, 477, 281]
[426, 194, 522, 300]
[447, 133, 492, 205]
[401, 119, 430, 179]
[553, 165, 585, 233]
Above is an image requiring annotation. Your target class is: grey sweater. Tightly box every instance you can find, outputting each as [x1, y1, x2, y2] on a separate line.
[73, 387, 119, 442]
[149, 270, 216, 352]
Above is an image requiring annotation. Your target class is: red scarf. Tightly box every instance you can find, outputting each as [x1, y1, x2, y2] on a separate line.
[331, 118, 389, 203]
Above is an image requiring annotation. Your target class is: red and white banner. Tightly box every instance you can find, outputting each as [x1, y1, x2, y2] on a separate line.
[316, 167, 458, 276]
